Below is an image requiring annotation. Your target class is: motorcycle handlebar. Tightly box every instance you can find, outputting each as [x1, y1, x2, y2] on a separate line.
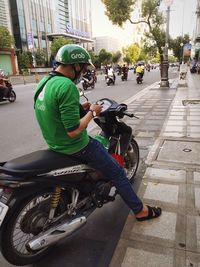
[122, 111, 139, 119]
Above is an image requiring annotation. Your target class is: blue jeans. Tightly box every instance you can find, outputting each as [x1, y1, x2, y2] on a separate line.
[71, 137, 143, 214]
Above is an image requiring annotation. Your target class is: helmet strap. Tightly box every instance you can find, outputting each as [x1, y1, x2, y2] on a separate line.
[72, 64, 85, 82]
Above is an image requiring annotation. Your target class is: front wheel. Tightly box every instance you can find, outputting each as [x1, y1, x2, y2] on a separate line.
[124, 138, 139, 183]
[1, 189, 67, 266]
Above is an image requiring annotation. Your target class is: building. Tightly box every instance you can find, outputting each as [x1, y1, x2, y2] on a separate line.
[93, 36, 121, 54]
[9, 0, 55, 58]
[0, 0, 17, 74]
[0, 0, 12, 33]
[47, 0, 93, 50]
[7, 0, 92, 65]
[193, 0, 200, 61]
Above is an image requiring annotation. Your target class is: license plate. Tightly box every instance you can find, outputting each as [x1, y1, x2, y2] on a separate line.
[0, 202, 9, 226]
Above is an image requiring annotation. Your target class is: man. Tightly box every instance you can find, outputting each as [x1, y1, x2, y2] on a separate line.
[121, 64, 128, 80]
[0, 71, 10, 99]
[107, 65, 116, 82]
[34, 44, 161, 221]
[136, 63, 144, 79]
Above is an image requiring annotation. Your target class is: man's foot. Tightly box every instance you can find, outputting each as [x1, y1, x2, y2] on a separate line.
[135, 205, 162, 222]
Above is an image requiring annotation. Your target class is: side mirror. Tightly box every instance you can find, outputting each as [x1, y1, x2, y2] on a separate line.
[78, 87, 84, 96]
[78, 87, 89, 101]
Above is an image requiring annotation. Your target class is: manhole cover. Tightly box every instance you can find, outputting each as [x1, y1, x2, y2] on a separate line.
[182, 100, 200, 106]
[157, 140, 200, 164]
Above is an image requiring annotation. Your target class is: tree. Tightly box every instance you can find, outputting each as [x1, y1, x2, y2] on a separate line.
[18, 52, 30, 73]
[170, 34, 190, 62]
[27, 51, 33, 66]
[122, 43, 141, 64]
[35, 49, 46, 66]
[112, 51, 122, 64]
[102, 0, 166, 58]
[88, 50, 101, 68]
[98, 49, 112, 65]
[0, 26, 14, 49]
[50, 37, 75, 56]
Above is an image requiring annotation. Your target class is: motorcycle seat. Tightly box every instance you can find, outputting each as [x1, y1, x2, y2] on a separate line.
[0, 149, 85, 178]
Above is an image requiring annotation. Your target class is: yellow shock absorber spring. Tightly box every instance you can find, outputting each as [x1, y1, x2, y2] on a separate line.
[51, 186, 61, 209]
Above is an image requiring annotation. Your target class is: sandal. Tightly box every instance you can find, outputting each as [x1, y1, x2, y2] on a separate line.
[136, 205, 162, 222]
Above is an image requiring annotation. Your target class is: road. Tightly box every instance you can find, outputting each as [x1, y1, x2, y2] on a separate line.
[0, 68, 178, 267]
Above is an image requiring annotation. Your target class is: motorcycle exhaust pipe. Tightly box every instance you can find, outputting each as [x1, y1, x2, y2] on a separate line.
[26, 216, 87, 251]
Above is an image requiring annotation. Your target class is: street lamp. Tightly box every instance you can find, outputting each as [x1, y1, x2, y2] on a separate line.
[180, 42, 184, 64]
[160, 0, 173, 88]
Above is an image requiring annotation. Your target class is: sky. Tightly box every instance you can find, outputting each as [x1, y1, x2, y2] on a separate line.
[91, 0, 198, 39]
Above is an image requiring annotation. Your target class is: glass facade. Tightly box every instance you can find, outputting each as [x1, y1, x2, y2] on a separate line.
[10, 0, 54, 53]
[0, 0, 7, 27]
[8, 0, 92, 61]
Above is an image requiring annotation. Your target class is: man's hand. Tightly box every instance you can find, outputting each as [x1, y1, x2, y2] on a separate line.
[82, 101, 91, 110]
[90, 103, 102, 116]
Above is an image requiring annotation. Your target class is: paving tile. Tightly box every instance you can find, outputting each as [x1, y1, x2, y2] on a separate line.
[157, 140, 200, 164]
[138, 125, 162, 131]
[195, 188, 200, 209]
[132, 211, 176, 240]
[145, 120, 163, 125]
[194, 172, 200, 183]
[162, 132, 185, 138]
[137, 132, 155, 137]
[144, 168, 186, 182]
[166, 121, 187, 126]
[189, 121, 200, 126]
[196, 217, 200, 250]
[143, 182, 179, 204]
[186, 251, 200, 267]
[122, 248, 173, 267]
[164, 126, 185, 132]
[170, 112, 185, 116]
[168, 116, 185, 120]
[187, 116, 200, 121]
[187, 133, 200, 138]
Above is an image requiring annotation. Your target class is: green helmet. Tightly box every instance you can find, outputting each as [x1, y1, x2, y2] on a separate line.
[55, 44, 95, 69]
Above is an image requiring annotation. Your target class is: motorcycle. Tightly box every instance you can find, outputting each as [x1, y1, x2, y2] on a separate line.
[81, 75, 95, 90]
[121, 72, 128, 81]
[0, 81, 16, 103]
[0, 90, 140, 266]
[106, 75, 115, 86]
[136, 73, 143, 84]
[91, 70, 97, 83]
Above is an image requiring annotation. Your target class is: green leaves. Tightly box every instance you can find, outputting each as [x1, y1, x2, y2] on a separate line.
[102, 0, 166, 59]
[102, 0, 136, 26]
[50, 37, 75, 56]
[0, 26, 14, 49]
[122, 43, 141, 64]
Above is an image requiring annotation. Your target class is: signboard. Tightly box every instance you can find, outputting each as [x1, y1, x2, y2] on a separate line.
[183, 43, 192, 57]
[27, 32, 33, 49]
[66, 24, 90, 39]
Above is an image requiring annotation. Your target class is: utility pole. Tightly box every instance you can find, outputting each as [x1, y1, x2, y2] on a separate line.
[160, 0, 173, 88]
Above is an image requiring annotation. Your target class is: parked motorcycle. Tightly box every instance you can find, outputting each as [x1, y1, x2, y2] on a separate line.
[0, 90, 140, 266]
[0, 81, 16, 103]
[136, 73, 143, 84]
[106, 75, 115, 86]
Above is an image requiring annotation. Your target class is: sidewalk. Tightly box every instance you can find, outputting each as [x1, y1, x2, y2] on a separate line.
[109, 73, 200, 267]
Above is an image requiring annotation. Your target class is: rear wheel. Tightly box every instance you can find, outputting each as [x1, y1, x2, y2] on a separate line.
[8, 90, 16, 102]
[1, 189, 67, 266]
[124, 138, 139, 183]
[82, 83, 87, 90]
